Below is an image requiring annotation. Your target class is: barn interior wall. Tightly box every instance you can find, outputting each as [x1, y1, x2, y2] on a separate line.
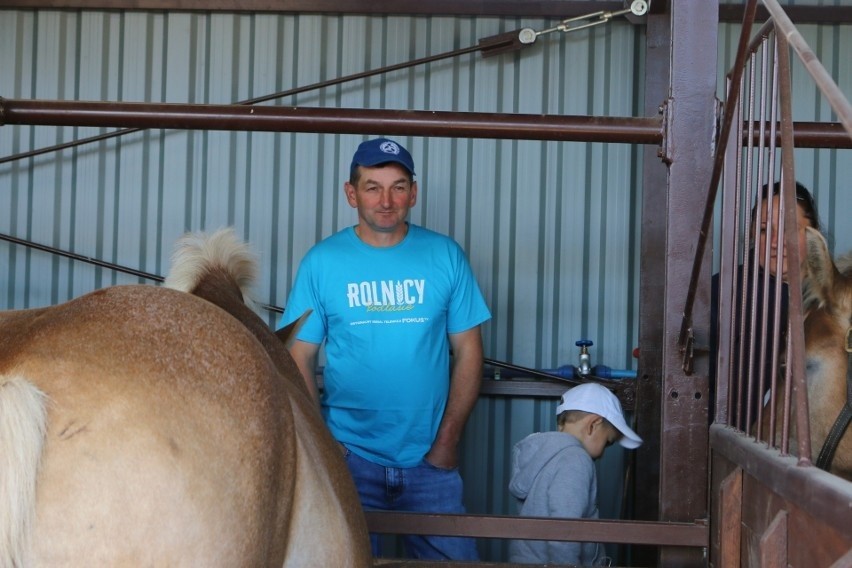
[0, 10, 645, 561]
[1, 8, 850, 563]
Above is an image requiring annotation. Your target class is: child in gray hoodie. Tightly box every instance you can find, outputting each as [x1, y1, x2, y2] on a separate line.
[508, 383, 642, 566]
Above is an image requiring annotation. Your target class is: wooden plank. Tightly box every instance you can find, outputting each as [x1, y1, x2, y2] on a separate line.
[758, 511, 787, 568]
[719, 467, 743, 568]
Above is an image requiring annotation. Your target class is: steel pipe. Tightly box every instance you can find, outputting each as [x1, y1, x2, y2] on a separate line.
[365, 511, 709, 547]
[4, 99, 846, 152]
[764, 0, 852, 140]
[0, 98, 663, 144]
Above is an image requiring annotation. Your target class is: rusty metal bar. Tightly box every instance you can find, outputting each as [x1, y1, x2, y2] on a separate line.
[483, 357, 635, 410]
[315, 372, 613, 400]
[2, 0, 851, 22]
[714, 70, 741, 426]
[2, 99, 846, 160]
[743, 121, 852, 148]
[0, 231, 295, 314]
[676, 0, 759, 350]
[736, 42, 765, 433]
[776, 30, 812, 467]
[478, 379, 570, 399]
[751, 38, 780, 439]
[483, 357, 623, 389]
[0, 231, 164, 283]
[364, 512, 709, 548]
[654, 4, 718, 566]
[746, 19, 776, 56]
[0, 1, 630, 17]
[720, 5, 852, 24]
[633, 9, 671, 554]
[0, 99, 663, 144]
[763, 0, 852, 141]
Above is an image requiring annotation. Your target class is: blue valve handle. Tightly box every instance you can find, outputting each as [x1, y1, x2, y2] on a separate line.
[575, 339, 593, 347]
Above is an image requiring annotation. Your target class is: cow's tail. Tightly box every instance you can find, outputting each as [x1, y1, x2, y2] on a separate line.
[164, 227, 258, 305]
[0, 375, 49, 568]
[164, 228, 315, 398]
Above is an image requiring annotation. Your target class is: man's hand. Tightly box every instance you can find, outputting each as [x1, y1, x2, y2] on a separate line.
[426, 326, 484, 470]
[425, 440, 458, 469]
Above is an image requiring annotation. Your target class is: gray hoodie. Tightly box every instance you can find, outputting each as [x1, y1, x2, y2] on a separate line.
[508, 431, 605, 566]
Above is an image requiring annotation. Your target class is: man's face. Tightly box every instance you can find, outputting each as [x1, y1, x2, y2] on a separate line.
[345, 164, 417, 240]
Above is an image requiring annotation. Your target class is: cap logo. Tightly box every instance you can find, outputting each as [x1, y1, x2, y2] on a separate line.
[379, 141, 401, 155]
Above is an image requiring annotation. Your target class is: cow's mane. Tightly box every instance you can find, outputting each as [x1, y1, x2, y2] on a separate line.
[803, 248, 852, 311]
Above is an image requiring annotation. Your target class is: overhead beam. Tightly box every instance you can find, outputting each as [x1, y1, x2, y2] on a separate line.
[2, 100, 847, 152]
[2, 1, 851, 23]
[0, 0, 629, 17]
[0, 99, 663, 144]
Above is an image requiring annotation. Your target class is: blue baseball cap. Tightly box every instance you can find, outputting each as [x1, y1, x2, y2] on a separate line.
[350, 138, 416, 179]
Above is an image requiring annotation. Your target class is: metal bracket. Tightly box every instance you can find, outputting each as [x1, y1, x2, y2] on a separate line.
[658, 97, 674, 164]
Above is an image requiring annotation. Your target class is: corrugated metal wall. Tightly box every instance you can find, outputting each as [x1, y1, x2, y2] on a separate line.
[1, 7, 850, 562]
[0, 11, 645, 361]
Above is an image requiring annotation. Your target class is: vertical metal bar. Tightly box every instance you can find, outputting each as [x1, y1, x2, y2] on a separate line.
[758, 35, 778, 445]
[735, 47, 760, 432]
[677, 0, 759, 348]
[764, 40, 786, 453]
[716, 71, 741, 426]
[748, 34, 780, 438]
[775, 29, 812, 466]
[708, 1, 760, 437]
[768, 35, 789, 449]
[657, 2, 718, 565]
[634, 11, 672, 558]
[750, 38, 769, 441]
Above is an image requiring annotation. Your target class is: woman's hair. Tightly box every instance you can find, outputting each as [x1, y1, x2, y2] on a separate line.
[757, 180, 820, 231]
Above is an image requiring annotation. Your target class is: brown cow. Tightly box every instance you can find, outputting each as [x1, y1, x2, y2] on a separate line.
[0, 228, 372, 566]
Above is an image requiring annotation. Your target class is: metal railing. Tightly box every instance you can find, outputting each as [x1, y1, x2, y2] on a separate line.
[685, 0, 852, 461]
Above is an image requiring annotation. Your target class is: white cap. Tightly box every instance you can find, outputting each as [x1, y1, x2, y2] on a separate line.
[556, 383, 643, 449]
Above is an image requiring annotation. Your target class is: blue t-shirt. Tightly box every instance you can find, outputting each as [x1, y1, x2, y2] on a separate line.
[280, 224, 491, 467]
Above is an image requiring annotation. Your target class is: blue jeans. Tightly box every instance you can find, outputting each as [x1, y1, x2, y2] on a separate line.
[344, 448, 479, 561]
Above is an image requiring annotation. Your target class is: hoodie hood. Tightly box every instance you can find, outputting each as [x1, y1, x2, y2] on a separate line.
[509, 431, 587, 499]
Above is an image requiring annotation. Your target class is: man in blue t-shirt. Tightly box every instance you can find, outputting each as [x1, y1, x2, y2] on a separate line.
[279, 137, 491, 561]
